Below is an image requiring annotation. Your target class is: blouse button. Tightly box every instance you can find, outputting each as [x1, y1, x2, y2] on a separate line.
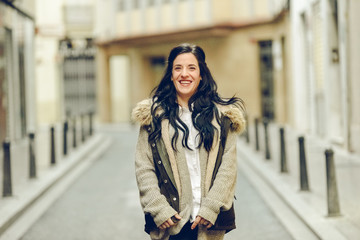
[158, 160, 162, 164]
[151, 143, 155, 148]
[173, 197, 177, 201]
[164, 179, 168, 183]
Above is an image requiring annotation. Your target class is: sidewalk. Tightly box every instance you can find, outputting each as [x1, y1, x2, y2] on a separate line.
[0, 124, 112, 238]
[238, 122, 360, 240]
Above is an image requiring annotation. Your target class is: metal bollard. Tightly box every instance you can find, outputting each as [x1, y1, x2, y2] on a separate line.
[280, 127, 288, 173]
[298, 136, 309, 191]
[63, 121, 68, 156]
[50, 126, 56, 165]
[73, 118, 77, 149]
[263, 119, 271, 160]
[81, 114, 85, 142]
[325, 149, 341, 217]
[2, 140, 12, 197]
[89, 112, 93, 136]
[29, 133, 37, 178]
[255, 118, 260, 151]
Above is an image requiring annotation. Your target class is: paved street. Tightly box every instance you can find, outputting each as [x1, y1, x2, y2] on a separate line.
[20, 125, 293, 240]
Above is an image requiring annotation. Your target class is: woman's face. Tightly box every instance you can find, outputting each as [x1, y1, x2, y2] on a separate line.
[171, 53, 201, 103]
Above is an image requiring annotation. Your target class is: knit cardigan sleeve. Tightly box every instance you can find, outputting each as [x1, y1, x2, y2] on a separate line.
[197, 129, 238, 224]
[135, 127, 177, 226]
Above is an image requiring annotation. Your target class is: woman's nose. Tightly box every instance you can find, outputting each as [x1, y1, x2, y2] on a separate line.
[181, 69, 189, 78]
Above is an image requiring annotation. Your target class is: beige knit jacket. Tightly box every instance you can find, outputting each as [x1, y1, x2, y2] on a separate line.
[132, 99, 245, 240]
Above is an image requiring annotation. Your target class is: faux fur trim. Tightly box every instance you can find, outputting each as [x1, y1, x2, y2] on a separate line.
[131, 99, 153, 126]
[132, 99, 246, 133]
[218, 104, 246, 134]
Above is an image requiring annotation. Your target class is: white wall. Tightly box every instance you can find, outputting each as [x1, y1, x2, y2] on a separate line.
[35, 0, 95, 123]
[289, 0, 309, 131]
[290, 0, 353, 149]
[35, 0, 64, 123]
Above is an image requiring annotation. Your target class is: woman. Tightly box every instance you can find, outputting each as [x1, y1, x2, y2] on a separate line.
[132, 43, 245, 240]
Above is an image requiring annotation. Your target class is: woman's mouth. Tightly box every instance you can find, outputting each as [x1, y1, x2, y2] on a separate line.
[179, 80, 192, 86]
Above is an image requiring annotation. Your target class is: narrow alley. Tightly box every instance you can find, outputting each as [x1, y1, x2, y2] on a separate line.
[17, 125, 299, 240]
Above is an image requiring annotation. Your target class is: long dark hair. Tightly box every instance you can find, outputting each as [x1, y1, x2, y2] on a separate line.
[149, 43, 244, 152]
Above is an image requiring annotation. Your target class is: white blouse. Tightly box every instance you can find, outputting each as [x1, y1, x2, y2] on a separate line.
[179, 106, 201, 222]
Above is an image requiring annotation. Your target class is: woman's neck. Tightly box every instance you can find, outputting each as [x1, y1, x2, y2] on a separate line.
[177, 96, 189, 108]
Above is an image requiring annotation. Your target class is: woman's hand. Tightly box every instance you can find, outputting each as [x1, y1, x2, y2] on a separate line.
[191, 216, 213, 229]
[159, 213, 182, 230]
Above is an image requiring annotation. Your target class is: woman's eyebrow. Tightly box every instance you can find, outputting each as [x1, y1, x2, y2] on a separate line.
[173, 63, 197, 67]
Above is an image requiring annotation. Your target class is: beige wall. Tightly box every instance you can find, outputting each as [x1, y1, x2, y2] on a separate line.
[97, 17, 290, 124]
[110, 55, 131, 122]
[96, 47, 111, 122]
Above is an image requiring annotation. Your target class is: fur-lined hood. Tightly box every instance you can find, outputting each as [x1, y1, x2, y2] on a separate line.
[131, 98, 246, 133]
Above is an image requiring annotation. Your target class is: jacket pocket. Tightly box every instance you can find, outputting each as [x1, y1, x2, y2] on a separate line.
[209, 204, 236, 233]
[144, 213, 157, 234]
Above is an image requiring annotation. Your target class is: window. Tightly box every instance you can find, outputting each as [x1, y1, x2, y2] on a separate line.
[259, 40, 275, 120]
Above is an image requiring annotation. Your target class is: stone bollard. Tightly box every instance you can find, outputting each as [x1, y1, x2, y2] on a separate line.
[255, 118, 260, 151]
[2, 140, 12, 197]
[325, 149, 341, 217]
[29, 133, 37, 178]
[280, 127, 288, 173]
[50, 126, 56, 165]
[263, 119, 271, 160]
[89, 112, 93, 136]
[63, 120, 68, 156]
[73, 118, 77, 149]
[298, 136, 309, 191]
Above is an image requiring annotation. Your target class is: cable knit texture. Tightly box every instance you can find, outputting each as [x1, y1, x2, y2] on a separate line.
[133, 99, 245, 240]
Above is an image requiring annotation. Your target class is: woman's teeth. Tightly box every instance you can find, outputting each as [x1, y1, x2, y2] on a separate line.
[179, 80, 191, 84]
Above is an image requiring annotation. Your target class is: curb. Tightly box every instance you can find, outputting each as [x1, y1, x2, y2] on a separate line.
[237, 139, 348, 240]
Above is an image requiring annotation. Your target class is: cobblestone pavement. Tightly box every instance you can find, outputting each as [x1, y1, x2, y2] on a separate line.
[21, 125, 293, 240]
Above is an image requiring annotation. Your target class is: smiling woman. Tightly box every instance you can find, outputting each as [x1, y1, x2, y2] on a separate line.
[132, 43, 246, 240]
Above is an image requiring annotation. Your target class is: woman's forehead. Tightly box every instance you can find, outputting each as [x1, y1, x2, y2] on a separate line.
[173, 53, 198, 65]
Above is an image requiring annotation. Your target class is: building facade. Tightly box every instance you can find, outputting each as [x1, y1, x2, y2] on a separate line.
[95, 0, 290, 124]
[0, 0, 36, 196]
[35, 0, 97, 123]
[95, 0, 360, 155]
[290, 0, 360, 154]
[0, 0, 36, 143]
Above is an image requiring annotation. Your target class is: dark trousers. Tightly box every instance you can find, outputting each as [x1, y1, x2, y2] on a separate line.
[169, 221, 198, 240]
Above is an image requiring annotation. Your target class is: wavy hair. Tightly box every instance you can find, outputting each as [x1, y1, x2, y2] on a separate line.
[149, 43, 244, 152]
